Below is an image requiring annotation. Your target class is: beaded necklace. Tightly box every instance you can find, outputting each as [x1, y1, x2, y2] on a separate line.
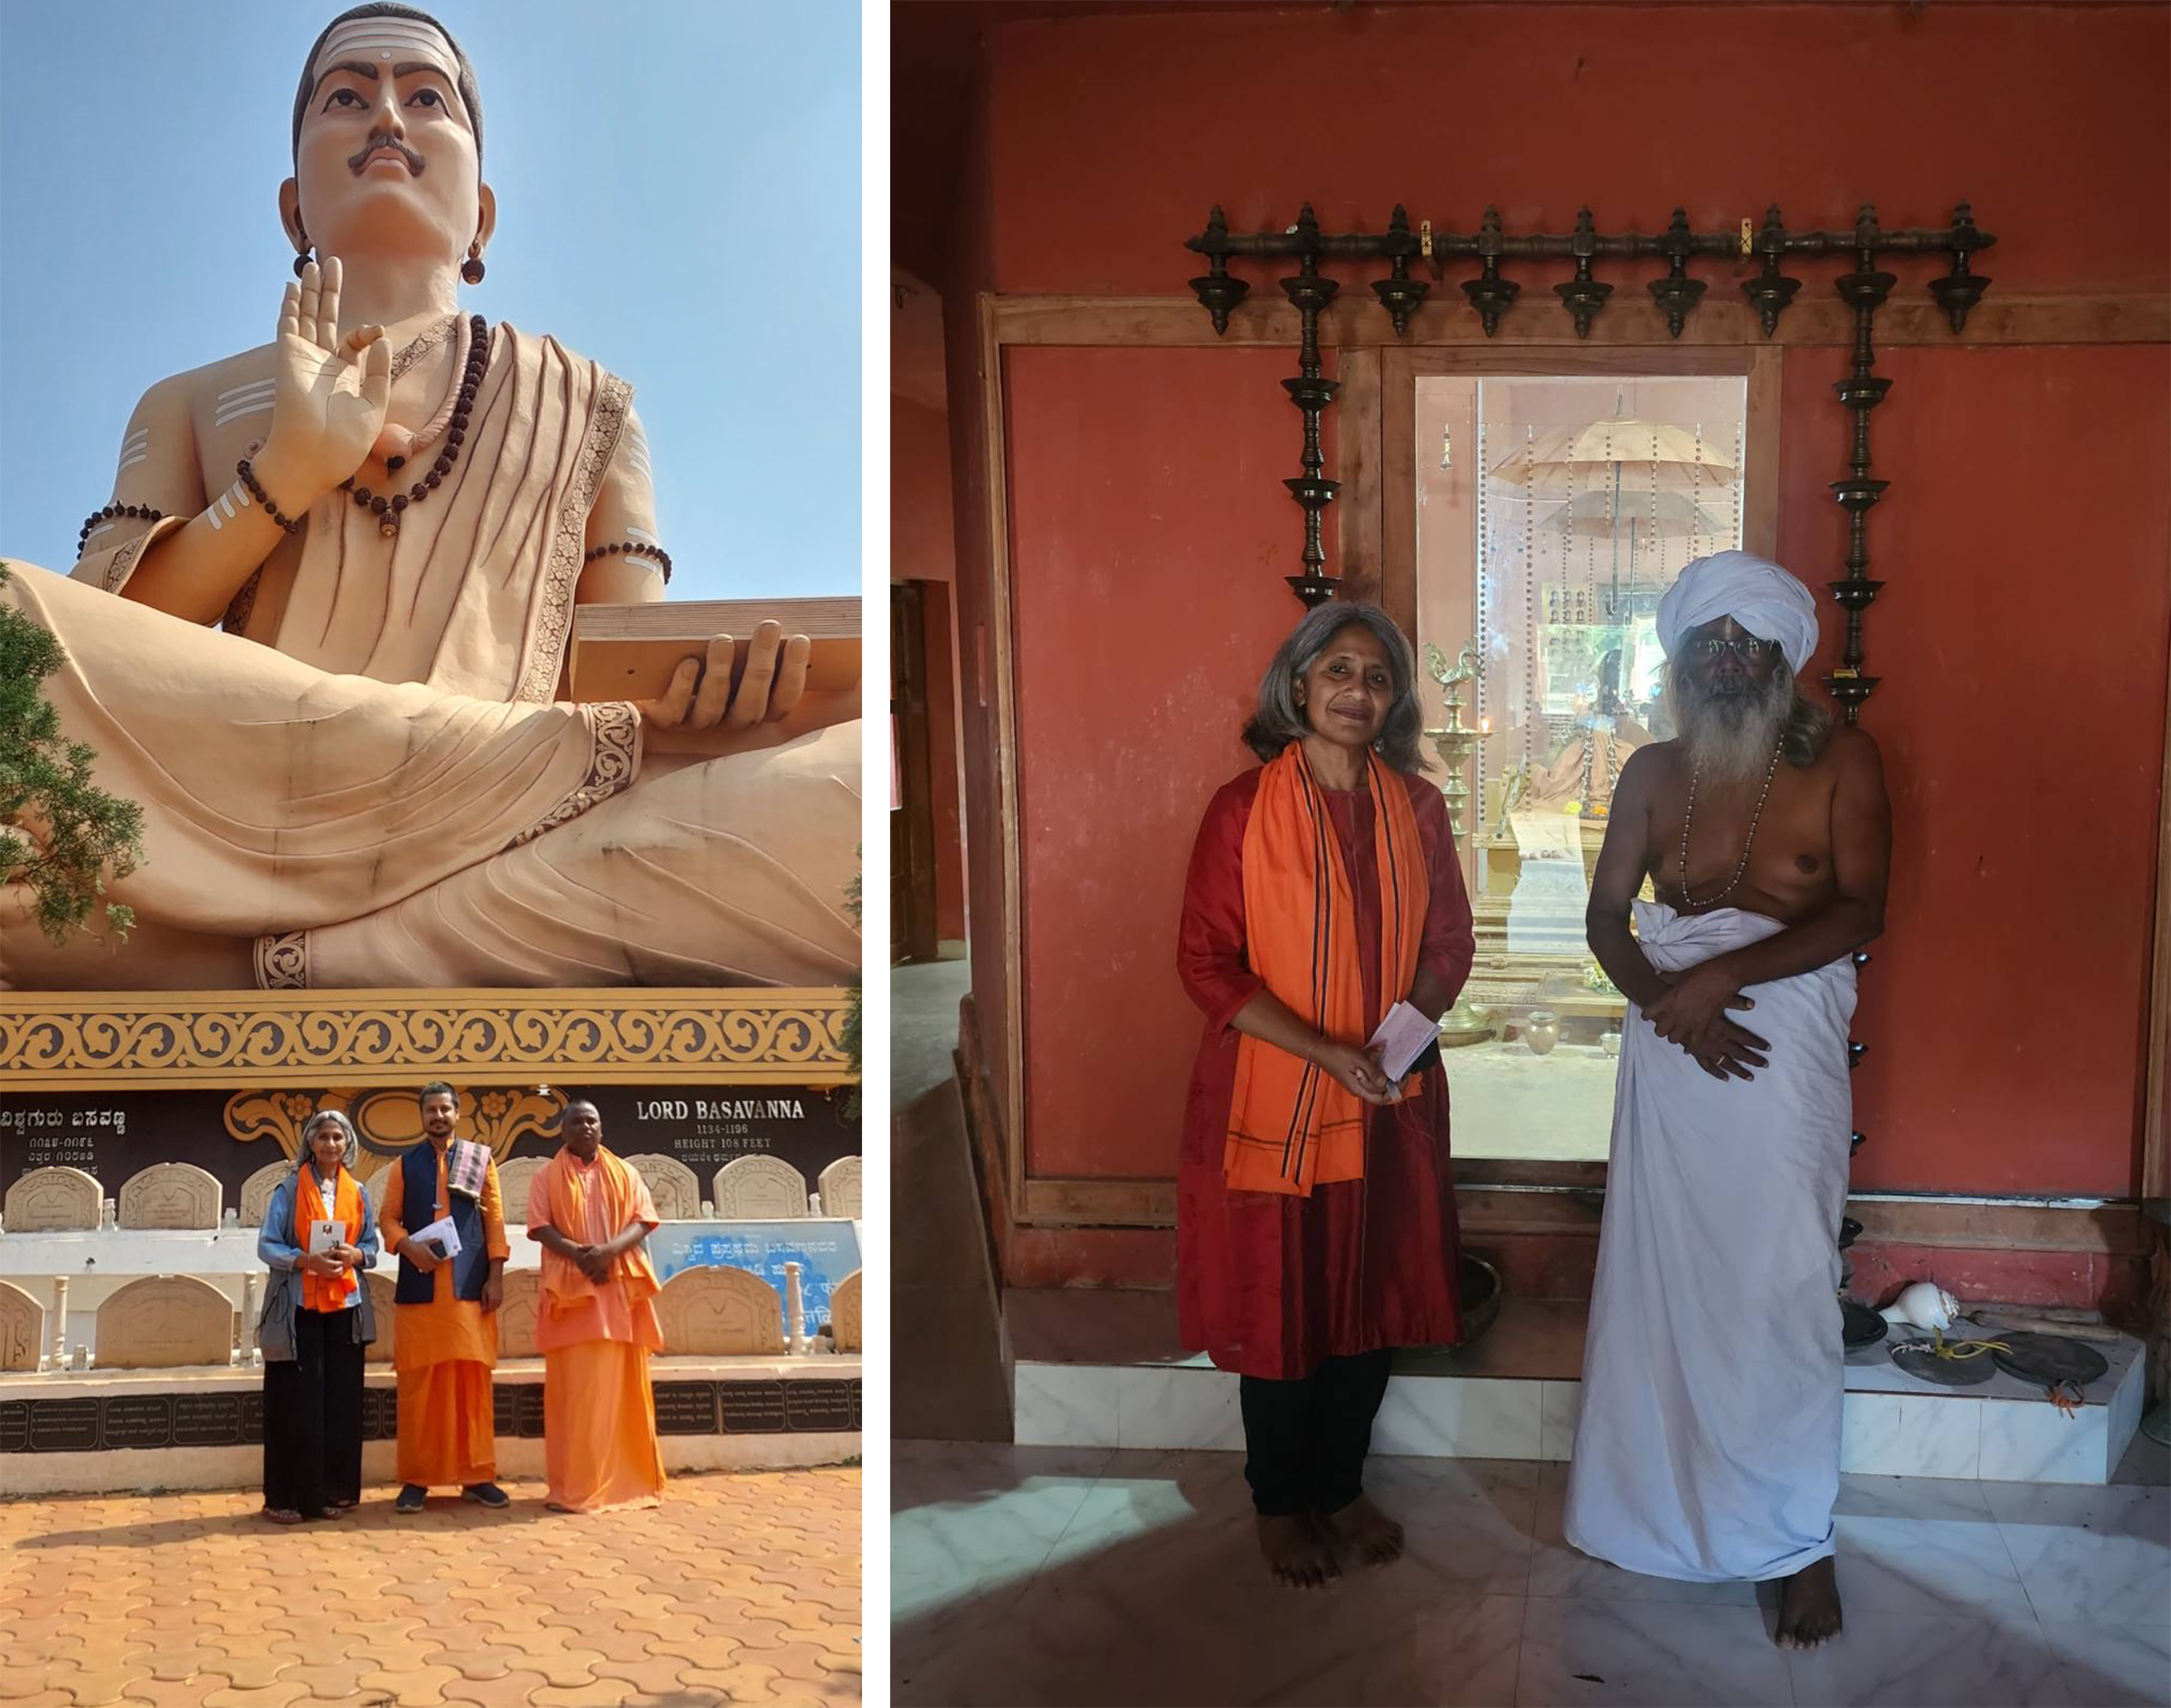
[342, 313, 489, 538]
[1677, 741, 1783, 911]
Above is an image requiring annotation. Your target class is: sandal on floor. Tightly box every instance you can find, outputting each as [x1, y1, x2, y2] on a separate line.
[263, 1507, 305, 1525]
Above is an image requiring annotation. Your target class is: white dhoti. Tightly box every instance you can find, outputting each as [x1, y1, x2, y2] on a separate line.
[1564, 900, 1856, 1582]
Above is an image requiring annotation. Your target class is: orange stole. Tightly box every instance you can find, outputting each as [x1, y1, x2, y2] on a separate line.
[533, 1147, 662, 1353]
[1225, 745, 1427, 1196]
[295, 1167, 363, 1313]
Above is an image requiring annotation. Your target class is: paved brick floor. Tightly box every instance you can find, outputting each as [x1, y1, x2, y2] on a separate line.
[0, 1467, 861, 1707]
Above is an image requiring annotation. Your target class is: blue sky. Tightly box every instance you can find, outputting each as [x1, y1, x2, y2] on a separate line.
[0, 0, 860, 602]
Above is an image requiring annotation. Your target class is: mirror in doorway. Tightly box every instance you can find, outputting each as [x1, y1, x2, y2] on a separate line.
[1416, 373, 1752, 1162]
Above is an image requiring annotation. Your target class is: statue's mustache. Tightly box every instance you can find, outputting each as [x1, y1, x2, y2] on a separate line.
[349, 136, 424, 176]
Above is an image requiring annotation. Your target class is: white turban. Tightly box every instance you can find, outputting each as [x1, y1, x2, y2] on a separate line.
[1655, 550, 1820, 674]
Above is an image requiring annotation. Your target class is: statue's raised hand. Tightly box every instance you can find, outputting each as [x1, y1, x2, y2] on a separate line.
[256, 257, 392, 508]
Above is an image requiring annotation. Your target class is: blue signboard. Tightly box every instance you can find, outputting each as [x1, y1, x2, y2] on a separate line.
[648, 1219, 862, 1338]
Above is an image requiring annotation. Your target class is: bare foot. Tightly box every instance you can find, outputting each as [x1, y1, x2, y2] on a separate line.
[1776, 1555, 1843, 1647]
[1256, 1513, 1339, 1589]
[1317, 1493, 1406, 1568]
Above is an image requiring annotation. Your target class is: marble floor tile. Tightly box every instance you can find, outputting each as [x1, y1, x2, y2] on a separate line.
[1540, 1380, 1582, 1461]
[1364, 1456, 1541, 1599]
[1526, 1462, 1758, 1607]
[2034, 1618, 2171, 1707]
[1264, 1592, 1527, 1707]
[893, 1442, 2169, 1707]
[1977, 1396, 2111, 1485]
[1111, 1365, 1245, 1451]
[1784, 1609, 2070, 1707]
[1834, 1470, 1995, 1522]
[1840, 1391, 1983, 1479]
[1372, 1374, 1541, 1460]
[891, 1442, 1115, 1638]
[1983, 1483, 2170, 1627]
[1016, 1361, 1121, 1447]
[1036, 1448, 1240, 1571]
[1517, 1595, 1793, 1706]
[1831, 1468, 2034, 1625]
[944, 1494, 1427, 1706]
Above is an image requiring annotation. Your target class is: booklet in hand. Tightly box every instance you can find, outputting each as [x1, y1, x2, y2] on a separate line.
[1367, 1001, 1442, 1086]
[306, 1219, 343, 1257]
[411, 1215, 463, 1262]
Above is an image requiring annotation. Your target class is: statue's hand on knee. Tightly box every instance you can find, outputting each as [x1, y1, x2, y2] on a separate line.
[640, 621, 824, 754]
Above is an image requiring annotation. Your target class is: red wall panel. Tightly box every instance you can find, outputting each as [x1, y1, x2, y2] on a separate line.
[978, 6, 2171, 1199]
[984, 6, 2168, 297]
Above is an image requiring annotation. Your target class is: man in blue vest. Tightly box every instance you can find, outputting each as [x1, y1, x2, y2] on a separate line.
[378, 1081, 509, 1512]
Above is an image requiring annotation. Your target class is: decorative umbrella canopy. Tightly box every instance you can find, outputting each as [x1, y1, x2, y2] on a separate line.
[1539, 489, 1733, 541]
[1493, 416, 1739, 477]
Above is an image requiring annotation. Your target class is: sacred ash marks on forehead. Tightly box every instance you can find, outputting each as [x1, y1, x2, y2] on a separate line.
[313, 14, 460, 89]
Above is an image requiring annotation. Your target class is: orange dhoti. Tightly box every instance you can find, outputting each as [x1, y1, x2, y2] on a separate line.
[543, 1340, 664, 1513]
[395, 1354, 498, 1487]
[380, 1148, 507, 1490]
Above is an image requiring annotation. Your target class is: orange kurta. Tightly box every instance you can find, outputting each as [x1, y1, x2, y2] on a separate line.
[526, 1147, 665, 1512]
[379, 1143, 508, 1486]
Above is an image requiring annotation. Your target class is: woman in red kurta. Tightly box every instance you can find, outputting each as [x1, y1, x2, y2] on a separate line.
[1177, 602, 1475, 1589]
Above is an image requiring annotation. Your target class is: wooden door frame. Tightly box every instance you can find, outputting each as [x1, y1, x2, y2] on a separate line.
[972, 288, 2164, 1229]
[2146, 662, 2171, 1206]
[891, 580, 941, 964]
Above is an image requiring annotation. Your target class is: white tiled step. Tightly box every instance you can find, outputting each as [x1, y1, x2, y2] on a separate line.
[1013, 1334, 2148, 1485]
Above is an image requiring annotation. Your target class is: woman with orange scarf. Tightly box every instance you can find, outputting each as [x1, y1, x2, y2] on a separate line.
[256, 1109, 379, 1523]
[525, 1099, 668, 1513]
[1178, 603, 1475, 1589]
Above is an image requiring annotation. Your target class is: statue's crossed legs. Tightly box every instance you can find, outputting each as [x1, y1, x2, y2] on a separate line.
[2, 562, 858, 991]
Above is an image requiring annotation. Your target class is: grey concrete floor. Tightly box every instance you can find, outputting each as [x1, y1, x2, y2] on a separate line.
[892, 956, 1010, 1441]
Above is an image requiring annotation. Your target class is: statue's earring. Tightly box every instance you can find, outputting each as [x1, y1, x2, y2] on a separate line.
[292, 219, 312, 278]
[461, 242, 486, 285]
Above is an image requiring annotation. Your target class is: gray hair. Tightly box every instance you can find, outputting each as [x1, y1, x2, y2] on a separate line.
[297, 1108, 359, 1170]
[1242, 602, 1428, 773]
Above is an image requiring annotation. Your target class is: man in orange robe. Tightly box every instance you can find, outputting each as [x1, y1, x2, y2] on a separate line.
[379, 1081, 509, 1513]
[525, 1100, 667, 1513]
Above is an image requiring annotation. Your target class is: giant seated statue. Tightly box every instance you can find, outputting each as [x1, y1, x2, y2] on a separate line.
[1, 4, 858, 992]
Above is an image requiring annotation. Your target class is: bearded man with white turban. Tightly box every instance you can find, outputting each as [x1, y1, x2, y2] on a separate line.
[1565, 550, 1891, 1649]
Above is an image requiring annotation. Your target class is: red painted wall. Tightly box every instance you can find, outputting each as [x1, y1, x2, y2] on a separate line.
[985, 5, 2168, 297]
[970, 5, 2171, 1200]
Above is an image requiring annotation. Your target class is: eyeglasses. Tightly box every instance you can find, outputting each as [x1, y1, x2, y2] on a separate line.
[1692, 635, 1778, 660]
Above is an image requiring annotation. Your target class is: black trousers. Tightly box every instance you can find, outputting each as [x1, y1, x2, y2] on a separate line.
[1237, 1348, 1393, 1518]
[262, 1306, 365, 1516]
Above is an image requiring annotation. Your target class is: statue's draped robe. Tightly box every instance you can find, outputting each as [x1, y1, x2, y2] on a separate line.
[2, 326, 858, 989]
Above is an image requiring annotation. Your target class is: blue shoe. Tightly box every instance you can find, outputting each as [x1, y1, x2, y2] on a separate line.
[462, 1481, 510, 1509]
[394, 1484, 427, 1513]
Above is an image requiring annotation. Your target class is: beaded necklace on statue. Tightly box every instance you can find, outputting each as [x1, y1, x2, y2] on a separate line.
[1677, 741, 1783, 911]
[342, 313, 488, 538]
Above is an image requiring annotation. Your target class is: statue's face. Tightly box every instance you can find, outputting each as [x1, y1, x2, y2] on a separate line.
[294, 14, 480, 265]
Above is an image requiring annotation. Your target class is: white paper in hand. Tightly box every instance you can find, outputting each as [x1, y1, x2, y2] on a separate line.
[306, 1219, 343, 1257]
[1367, 1001, 1439, 1083]
[412, 1215, 463, 1262]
